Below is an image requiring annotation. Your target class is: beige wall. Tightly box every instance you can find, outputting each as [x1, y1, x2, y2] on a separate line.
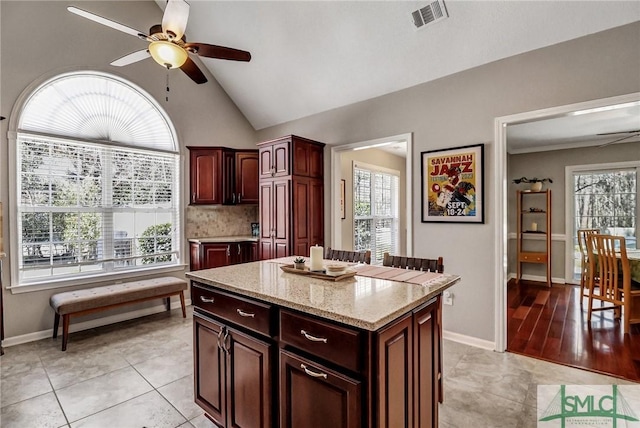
[0, 1, 258, 338]
[507, 141, 640, 282]
[338, 149, 407, 254]
[256, 22, 640, 342]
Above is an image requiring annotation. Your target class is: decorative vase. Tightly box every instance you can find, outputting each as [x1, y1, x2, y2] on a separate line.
[294, 262, 305, 270]
[530, 182, 543, 192]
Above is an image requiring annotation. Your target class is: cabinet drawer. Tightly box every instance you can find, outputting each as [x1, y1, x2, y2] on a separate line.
[280, 310, 363, 373]
[192, 284, 274, 337]
[519, 252, 547, 263]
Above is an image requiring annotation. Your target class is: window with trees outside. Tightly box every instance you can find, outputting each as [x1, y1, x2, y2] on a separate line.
[353, 162, 399, 265]
[570, 163, 638, 282]
[13, 72, 180, 289]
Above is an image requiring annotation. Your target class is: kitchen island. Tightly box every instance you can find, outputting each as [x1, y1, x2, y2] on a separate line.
[186, 259, 460, 428]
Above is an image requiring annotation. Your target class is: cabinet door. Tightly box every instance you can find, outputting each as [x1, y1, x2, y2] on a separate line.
[259, 147, 273, 179]
[309, 178, 324, 248]
[250, 242, 258, 262]
[190, 242, 201, 271]
[280, 350, 361, 428]
[273, 179, 290, 257]
[259, 182, 274, 260]
[291, 177, 310, 257]
[292, 140, 311, 177]
[189, 148, 223, 204]
[226, 327, 273, 428]
[193, 314, 226, 426]
[222, 149, 236, 205]
[236, 151, 259, 204]
[413, 299, 439, 428]
[272, 141, 290, 177]
[203, 244, 231, 268]
[377, 313, 413, 428]
[309, 144, 324, 178]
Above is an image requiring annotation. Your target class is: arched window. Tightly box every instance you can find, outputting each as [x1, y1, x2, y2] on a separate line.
[13, 71, 181, 289]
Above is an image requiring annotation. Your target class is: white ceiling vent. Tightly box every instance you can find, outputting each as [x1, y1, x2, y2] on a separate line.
[412, 1, 448, 29]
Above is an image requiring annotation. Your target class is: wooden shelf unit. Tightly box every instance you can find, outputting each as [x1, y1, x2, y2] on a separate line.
[516, 189, 551, 286]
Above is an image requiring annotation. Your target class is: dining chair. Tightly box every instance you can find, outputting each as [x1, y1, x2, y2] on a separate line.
[586, 234, 640, 334]
[324, 248, 371, 264]
[577, 228, 599, 305]
[382, 253, 444, 273]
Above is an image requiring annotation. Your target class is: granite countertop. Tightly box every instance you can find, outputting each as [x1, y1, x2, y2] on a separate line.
[189, 236, 258, 243]
[186, 259, 460, 331]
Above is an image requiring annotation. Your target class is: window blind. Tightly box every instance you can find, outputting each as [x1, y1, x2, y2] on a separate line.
[17, 134, 180, 284]
[353, 162, 399, 264]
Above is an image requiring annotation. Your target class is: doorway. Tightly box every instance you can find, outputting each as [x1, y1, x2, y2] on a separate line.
[330, 133, 413, 258]
[494, 93, 640, 375]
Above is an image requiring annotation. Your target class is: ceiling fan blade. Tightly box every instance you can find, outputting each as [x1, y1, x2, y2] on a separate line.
[180, 56, 208, 84]
[111, 50, 151, 67]
[162, 0, 190, 41]
[598, 133, 640, 147]
[67, 6, 148, 39]
[184, 43, 251, 62]
[597, 129, 640, 136]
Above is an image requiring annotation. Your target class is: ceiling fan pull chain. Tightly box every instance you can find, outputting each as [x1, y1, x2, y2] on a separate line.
[165, 68, 170, 102]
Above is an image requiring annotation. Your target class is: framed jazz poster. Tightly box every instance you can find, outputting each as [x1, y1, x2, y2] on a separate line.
[421, 143, 484, 223]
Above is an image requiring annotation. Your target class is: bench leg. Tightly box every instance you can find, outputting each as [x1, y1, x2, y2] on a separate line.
[53, 313, 60, 338]
[179, 291, 186, 318]
[165, 297, 171, 311]
[61, 314, 70, 351]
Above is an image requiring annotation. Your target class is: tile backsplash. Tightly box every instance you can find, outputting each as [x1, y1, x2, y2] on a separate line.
[186, 205, 258, 238]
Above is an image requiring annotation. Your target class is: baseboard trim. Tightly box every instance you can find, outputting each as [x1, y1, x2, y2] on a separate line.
[2, 299, 192, 348]
[443, 329, 495, 351]
[507, 272, 566, 284]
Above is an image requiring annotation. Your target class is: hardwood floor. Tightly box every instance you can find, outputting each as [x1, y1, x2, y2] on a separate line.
[506, 279, 640, 382]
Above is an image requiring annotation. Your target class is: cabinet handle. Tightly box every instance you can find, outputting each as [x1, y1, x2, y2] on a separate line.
[192, 192, 196, 202]
[300, 330, 327, 343]
[237, 193, 241, 203]
[232, 193, 236, 204]
[227, 245, 231, 257]
[223, 329, 231, 353]
[200, 296, 214, 303]
[271, 167, 275, 177]
[237, 244, 242, 255]
[236, 308, 255, 318]
[216, 328, 225, 352]
[300, 364, 327, 379]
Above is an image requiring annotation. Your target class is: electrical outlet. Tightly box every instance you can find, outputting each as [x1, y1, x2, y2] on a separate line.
[443, 290, 453, 306]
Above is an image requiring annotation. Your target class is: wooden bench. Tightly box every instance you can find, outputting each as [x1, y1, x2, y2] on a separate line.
[49, 277, 188, 351]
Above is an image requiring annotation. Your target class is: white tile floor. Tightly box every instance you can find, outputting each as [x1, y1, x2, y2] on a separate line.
[0, 307, 631, 427]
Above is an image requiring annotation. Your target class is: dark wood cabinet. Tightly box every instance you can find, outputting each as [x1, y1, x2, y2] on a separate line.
[280, 350, 361, 428]
[190, 241, 257, 271]
[235, 151, 260, 204]
[377, 313, 413, 428]
[257, 136, 325, 259]
[376, 298, 441, 428]
[188, 147, 258, 205]
[189, 147, 224, 205]
[191, 279, 443, 428]
[194, 313, 273, 428]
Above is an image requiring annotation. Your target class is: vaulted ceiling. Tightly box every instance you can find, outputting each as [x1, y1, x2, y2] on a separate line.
[151, 1, 640, 131]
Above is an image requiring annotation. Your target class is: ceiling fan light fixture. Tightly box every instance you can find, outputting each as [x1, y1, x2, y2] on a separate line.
[149, 41, 188, 69]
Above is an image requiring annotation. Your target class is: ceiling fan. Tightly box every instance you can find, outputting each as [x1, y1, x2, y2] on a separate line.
[597, 129, 640, 147]
[68, 0, 251, 84]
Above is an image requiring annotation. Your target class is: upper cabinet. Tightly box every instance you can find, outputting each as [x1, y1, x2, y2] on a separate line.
[188, 147, 259, 205]
[258, 136, 324, 180]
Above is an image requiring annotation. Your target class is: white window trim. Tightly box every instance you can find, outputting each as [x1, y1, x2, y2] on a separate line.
[6, 71, 185, 293]
[564, 160, 640, 283]
[353, 161, 401, 264]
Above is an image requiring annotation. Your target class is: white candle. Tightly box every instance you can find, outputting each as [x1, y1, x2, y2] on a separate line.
[310, 245, 324, 271]
[531, 222, 537, 232]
